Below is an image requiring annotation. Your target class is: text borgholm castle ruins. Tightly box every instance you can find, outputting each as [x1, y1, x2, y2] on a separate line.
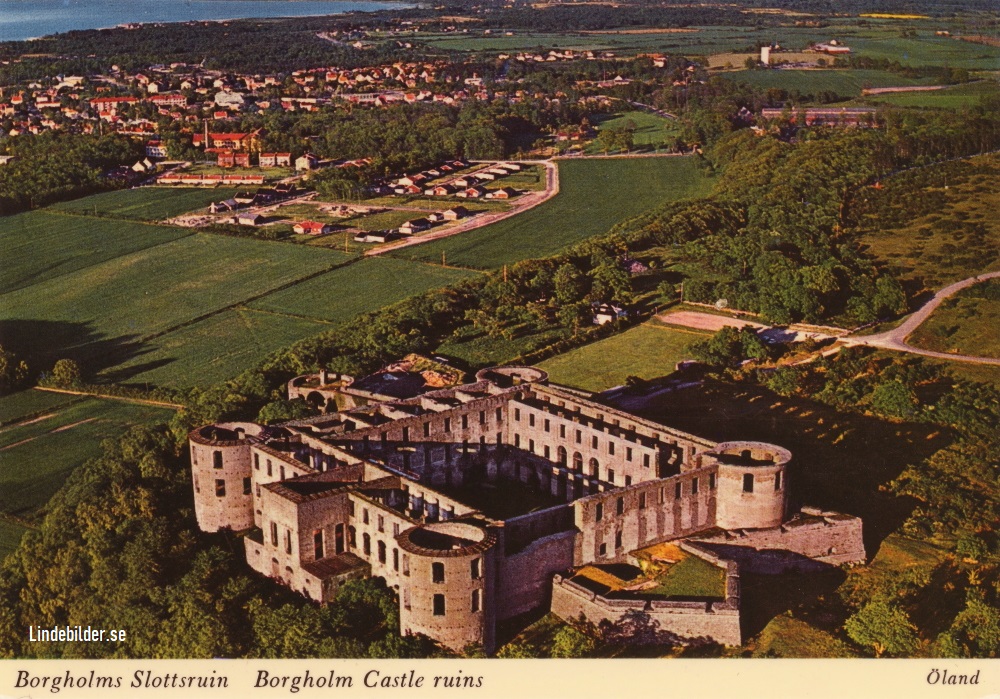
[190, 365, 865, 653]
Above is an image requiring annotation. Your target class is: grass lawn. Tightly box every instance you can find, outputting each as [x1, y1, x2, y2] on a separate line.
[392, 157, 713, 269]
[0, 233, 352, 374]
[0, 397, 175, 522]
[0, 389, 79, 427]
[641, 554, 725, 599]
[538, 322, 707, 392]
[586, 111, 679, 154]
[349, 209, 427, 232]
[722, 69, 934, 97]
[0, 211, 191, 295]
[249, 257, 477, 324]
[49, 187, 240, 221]
[98, 308, 332, 388]
[907, 280, 1000, 359]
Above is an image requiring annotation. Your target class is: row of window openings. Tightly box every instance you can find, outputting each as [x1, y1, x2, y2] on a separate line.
[593, 474, 720, 521]
[597, 531, 626, 556]
[377, 407, 503, 443]
[510, 418, 642, 462]
[512, 439, 649, 477]
[513, 407, 648, 443]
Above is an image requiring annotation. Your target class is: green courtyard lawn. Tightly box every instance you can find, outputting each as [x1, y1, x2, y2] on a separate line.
[392, 157, 713, 270]
[0, 211, 191, 295]
[248, 257, 478, 324]
[49, 186, 240, 221]
[907, 280, 1000, 359]
[537, 322, 708, 393]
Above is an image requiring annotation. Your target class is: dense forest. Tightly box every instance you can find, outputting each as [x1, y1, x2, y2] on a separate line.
[0, 132, 143, 215]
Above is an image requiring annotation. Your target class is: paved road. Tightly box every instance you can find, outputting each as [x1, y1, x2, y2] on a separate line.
[364, 160, 559, 257]
[841, 270, 1000, 366]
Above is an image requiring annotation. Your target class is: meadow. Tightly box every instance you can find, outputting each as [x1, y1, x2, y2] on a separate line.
[248, 257, 477, 323]
[586, 111, 679, 154]
[908, 280, 1000, 359]
[859, 156, 1000, 292]
[537, 322, 707, 392]
[0, 232, 352, 373]
[0, 389, 79, 426]
[49, 186, 240, 221]
[0, 211, 191, 295]
[391, 157, 713, 269]
[0, 520, 28, 561]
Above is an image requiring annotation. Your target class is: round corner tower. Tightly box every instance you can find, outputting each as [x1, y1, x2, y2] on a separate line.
[708, 441, 790, 530]
[189, 422, 263, 532]
[397, 521, 499, 654]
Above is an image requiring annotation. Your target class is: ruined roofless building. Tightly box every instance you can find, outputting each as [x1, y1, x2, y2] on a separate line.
[189, 366, 865, 653]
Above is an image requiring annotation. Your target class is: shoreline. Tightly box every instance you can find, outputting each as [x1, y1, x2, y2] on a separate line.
[5, 0, 419, 44]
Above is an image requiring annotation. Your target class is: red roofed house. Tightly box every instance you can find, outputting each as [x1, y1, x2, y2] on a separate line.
[293, 221, 332, 236]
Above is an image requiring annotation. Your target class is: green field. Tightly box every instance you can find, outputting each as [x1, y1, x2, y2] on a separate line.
[642, 554, 725, 599]
[538, 322, 707, 392]
[908, 280, 1000, 359]
[0, 232, 352, 372]
[586, 111, 680, 154]
[249, 257, 477, 323]
[723, 69, 934, 97]
[50, 187, 240, 221]
[0, 211, 191, 295]
[99, 308, 332, 388]
[861, 81, 1000, 109]
[392, 157, 712, 269]
[848, 33, 1000, 70]
[437, 323, 569, 369]
[0, 389, 79, 426]
[0, 395, 174, 521]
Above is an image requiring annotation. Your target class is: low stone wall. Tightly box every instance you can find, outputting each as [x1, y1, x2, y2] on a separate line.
[550, 544, 741, 647]
[688, 509, 866, 573]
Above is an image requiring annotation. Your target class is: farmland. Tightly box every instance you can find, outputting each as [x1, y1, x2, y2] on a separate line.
[0, 393, 175, 546]
[722, 69, 935, 98]
[49, 187, 240, 221]
[907, 280, 1000, 359]
[249, 257, 477, 323]
[586, 111, 680, 154]
[98, 308, 332, 388]
[537, 322, 707, 392]
[860, 81, 1000, 109]
[392, 157, 713, 269]
[0, 230, 353, 375]
[0, 211, 191, 295]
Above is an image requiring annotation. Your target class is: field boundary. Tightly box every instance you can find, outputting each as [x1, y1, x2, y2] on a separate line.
[34, 386, 184, 409]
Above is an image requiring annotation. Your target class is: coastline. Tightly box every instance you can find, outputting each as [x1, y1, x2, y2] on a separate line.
[4, 0, 419, 44]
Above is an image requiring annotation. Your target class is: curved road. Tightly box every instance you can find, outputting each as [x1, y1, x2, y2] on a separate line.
[842, 270, 1000, 366]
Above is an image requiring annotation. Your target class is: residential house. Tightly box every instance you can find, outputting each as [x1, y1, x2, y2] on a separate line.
[293, 221, 332, 236]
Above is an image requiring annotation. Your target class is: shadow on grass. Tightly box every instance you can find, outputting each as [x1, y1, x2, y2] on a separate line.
[629, 378, 951, 555]
[0, 318, 164, 383]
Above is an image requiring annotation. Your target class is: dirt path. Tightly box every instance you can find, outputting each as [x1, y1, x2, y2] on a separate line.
[842, 270, 1000, 366]
[33, 386, 184, 409]
[364, 160, 559, 257]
